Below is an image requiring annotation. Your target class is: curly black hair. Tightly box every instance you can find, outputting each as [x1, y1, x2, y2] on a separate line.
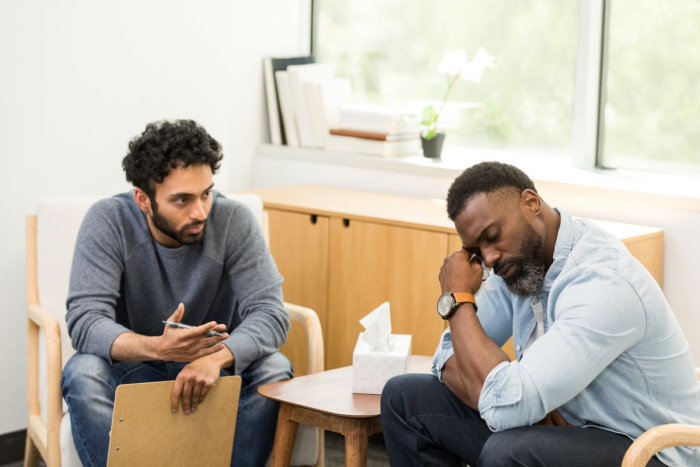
[446, 161, 537, 220]
[122, 119, 223, 196]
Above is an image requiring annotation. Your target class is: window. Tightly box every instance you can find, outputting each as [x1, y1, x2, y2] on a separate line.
[600, 0, 700, 175]
[314, 1, 578, 154]
[313, 0, 700, 177]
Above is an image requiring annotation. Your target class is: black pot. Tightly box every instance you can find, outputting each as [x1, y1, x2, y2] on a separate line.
[421, 133, 445, 159]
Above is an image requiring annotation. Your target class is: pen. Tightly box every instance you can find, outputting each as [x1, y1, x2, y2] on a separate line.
[161, 320, 224, 338]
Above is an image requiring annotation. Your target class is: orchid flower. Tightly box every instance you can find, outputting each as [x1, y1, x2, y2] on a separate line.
[422, 47, 494, 140]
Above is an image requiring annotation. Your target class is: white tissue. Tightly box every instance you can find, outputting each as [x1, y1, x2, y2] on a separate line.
[359, 302, 392, 351]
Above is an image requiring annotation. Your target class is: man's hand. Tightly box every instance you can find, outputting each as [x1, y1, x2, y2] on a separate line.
[156, 303, 229, 362]
[536, 409, 572, 427]
[439, 249, 484, 295]
[170, 349, 233, 414]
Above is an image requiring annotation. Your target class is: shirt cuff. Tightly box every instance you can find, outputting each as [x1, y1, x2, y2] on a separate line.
[431, 329, 455, 382]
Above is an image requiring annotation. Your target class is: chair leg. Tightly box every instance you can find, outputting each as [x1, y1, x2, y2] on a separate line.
[24, 435, 41, 467]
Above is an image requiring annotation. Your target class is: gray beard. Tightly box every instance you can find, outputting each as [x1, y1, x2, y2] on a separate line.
[504, 258, 546, 297]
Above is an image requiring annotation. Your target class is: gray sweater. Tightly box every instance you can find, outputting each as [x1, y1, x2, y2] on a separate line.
[66, 191, 289, 373]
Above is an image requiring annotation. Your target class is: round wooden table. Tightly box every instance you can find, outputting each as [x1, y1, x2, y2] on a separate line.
[258, 355, 432, 467]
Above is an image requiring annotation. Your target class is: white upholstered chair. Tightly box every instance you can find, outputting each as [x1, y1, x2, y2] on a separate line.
[25, 194, 324, 467]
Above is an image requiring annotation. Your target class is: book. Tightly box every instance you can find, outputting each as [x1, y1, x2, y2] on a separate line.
[329, 128, 419, 141]
[304, 77, 352, 148]
[275, 71, 300, 147]
[337, 105, 420, 134]
[286, 63, 336, 148]
[325, 134, 421, 157]
[263, 55, 315, 145]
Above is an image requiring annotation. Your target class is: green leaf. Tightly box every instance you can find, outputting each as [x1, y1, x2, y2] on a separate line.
[421, 105, 437, 126]
[423, 127, 437, 140]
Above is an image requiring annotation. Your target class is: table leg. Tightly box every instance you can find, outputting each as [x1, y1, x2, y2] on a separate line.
[270, 403, 299, 467]
[344, 419, 370, 467]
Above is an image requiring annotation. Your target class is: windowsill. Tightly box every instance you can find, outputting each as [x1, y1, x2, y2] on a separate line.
[256, 143, 700, 212]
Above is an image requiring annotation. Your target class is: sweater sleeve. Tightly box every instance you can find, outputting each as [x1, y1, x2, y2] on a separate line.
[221, 202, 290, 374]
[65, 201, 132, 362]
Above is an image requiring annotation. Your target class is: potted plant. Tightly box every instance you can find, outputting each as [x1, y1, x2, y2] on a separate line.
[421, 47, 494, 158]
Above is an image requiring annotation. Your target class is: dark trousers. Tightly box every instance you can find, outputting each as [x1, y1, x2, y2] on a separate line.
[380, 373, 666, 466]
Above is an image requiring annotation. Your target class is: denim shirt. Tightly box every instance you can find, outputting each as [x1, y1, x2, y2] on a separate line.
[432, 210, 700, 466]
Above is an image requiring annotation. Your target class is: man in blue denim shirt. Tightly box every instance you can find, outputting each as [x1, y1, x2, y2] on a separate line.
[381, 162, 700, 466]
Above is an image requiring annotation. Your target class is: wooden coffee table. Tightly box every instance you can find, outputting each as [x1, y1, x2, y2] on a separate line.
[259, 355, 432, 467]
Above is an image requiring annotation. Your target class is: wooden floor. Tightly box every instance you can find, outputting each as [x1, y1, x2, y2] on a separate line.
[7, 432, 388, 467]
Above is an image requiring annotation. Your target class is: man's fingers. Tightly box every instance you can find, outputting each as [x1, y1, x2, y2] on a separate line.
[191, 382, 203, 411]
[171, 378, 183, 413]
[181, 379, 194, 414]
[167, 303, 185, 323]
[201, 334, 228, 349]
[194, 321, 227, 337]
[550, 410, 569, 426]
[200, 384, 211, 403]
[198, 343, 226, 358]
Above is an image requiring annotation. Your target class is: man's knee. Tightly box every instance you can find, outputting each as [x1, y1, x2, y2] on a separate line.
[479, 429, 531, 466]
[62, 354, 111, 387]
[381, 373, 432, 420]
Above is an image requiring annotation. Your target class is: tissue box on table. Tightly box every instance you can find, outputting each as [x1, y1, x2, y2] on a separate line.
[352, 333, 412, 394]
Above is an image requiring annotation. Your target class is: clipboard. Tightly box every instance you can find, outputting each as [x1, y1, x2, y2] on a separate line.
[107, 375, 241, 467]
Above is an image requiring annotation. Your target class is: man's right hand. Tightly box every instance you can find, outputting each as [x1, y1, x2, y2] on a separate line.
[439, 249, 484, 295]
[155, 303, 229, 362]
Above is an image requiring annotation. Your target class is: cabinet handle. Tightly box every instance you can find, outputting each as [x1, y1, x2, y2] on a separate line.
[343, 218, 351, 228]
[310, 214, 317, 225]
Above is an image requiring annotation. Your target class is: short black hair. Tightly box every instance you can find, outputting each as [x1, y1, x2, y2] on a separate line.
[122, 119, 223, 196]
[446, 161, 537, 220]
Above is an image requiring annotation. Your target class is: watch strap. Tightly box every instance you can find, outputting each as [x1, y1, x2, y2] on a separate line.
[452, 292, 477, 312]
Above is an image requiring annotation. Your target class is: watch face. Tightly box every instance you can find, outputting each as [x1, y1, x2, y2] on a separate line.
[437, 293, 454, 318]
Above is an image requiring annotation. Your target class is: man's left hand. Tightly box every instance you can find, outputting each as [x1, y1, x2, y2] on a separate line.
[536, 409, 572, 427]
[170, 349, 234, 414]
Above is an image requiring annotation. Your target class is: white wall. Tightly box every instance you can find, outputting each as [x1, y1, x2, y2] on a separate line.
[252, 154, 700, 364]
[0, 0, 309, 435]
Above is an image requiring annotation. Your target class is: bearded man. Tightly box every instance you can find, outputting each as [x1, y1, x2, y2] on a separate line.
[381, 162, 700, 466]
[61, 120, 292, 467]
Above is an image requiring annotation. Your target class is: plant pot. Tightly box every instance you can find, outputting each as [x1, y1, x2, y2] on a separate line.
[421, 133, 446, 159]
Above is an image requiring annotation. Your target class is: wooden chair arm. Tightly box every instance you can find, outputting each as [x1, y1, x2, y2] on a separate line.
[26, 303, 63, 465]
[284, 302, 324, 374]
[622, 424, 700, 467]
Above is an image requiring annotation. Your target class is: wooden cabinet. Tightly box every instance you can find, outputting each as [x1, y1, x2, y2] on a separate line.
[268, 209, 329, 375]
[327, 218, 447, 367]
[252, 185, 664, 370]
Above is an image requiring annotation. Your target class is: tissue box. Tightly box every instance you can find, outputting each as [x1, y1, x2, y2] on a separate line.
[352, 333, 412, 394]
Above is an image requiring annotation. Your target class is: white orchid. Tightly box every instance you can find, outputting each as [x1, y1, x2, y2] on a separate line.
[422, 47, 494, 139]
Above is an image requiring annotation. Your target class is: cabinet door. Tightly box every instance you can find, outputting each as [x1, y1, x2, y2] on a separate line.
[327, 218, 448, 369]
[267, 209, 329, 375]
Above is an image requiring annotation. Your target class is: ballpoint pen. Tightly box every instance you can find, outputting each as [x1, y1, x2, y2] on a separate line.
[161, 320, 225, 337]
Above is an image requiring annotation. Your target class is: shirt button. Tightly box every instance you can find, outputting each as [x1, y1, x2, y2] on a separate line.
[516, 345, 521, 351]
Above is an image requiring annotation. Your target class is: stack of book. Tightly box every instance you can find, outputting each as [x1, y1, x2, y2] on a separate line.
[325, 105, 421, 157]
[264, 55, 351, 148]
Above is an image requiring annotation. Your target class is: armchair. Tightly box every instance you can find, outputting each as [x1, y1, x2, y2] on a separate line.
[24, 194, 324, 467]
[621, 369, 700, 467]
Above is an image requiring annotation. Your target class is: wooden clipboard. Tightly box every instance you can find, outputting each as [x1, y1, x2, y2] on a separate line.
[107, 375, 241, 467]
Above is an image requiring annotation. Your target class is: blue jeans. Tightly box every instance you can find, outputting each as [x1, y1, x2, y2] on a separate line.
[62, 352, 293, 467]
[380, 373, 667, 466]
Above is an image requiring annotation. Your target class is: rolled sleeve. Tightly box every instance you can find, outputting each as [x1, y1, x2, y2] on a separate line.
[478, 361, 543, 431]
[431, 328, 454, 381]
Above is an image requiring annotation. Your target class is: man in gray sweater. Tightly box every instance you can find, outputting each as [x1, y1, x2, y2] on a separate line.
[62, 119, 292, 467]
